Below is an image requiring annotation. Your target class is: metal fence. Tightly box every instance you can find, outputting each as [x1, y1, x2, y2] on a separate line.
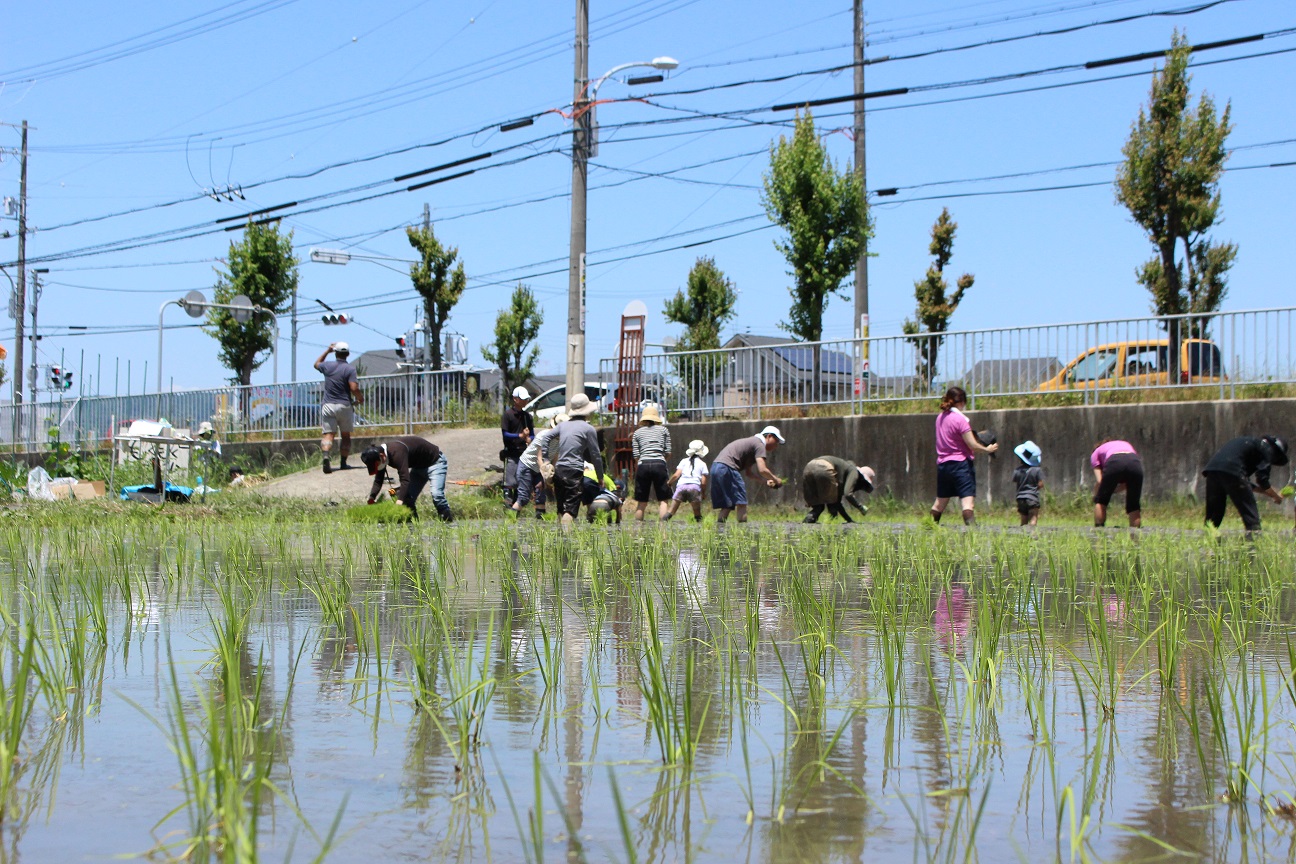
[0, 368, 486, 451]
[598, 307, 1296, 420]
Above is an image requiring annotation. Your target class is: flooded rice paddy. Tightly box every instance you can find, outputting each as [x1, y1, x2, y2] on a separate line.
[2, 520, 1296, 862]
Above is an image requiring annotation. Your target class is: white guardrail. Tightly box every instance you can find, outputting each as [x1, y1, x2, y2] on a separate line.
[0, 369, 480, 451]
[598, 307, 1296, 420]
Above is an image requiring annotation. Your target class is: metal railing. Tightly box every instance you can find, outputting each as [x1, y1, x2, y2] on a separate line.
[598, 307, 1296, 420]
[0, 368, 487, 451]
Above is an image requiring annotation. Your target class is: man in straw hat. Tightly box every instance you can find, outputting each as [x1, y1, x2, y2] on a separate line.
[710, 426, 785, 523]
[553, 393, 604, 526]
[315, 342, 364, 474]
[801, 456, 876, 524]
[631, 402, 672, 521]
[665, 439, 710, 522]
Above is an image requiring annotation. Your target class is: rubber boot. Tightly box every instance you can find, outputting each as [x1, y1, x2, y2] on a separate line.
[322, 456, 332, 475]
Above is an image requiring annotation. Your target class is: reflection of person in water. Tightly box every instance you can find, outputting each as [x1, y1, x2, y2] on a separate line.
[933, 586, 973, 653]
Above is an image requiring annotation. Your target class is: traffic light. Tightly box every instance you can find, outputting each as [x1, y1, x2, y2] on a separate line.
[394, 336, 407, 360]
[321, 313, 350, 325]
[62, 370, 73, 390]
[48, 366, 72, 390]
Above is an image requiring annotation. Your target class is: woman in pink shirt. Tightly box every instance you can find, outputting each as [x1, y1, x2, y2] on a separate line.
[1090, 439, 1143, 527]
[930, 387, 998, 525]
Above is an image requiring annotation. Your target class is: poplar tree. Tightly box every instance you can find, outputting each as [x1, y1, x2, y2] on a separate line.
[482, 283, 544, 393]
[903, 208, 973, 389]
[1116, 31, 1236, 369]
[761, 111, 869, 393]
[206, 220, 299, 386]
[407, 222, 466, 370]
[662, 257, 738, 403]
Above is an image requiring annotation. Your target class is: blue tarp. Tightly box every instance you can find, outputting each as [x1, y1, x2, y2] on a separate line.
[120, 482, 194, 503]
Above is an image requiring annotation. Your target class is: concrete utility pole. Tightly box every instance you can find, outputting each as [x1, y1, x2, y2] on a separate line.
[565, 0, 590, 410]
[853, 0, 870, 365]
[28, 269, 44, 444]
[12, 121, 27, 447]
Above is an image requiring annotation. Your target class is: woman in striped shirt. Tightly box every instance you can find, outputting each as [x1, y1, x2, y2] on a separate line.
[631, 403, 673, 521]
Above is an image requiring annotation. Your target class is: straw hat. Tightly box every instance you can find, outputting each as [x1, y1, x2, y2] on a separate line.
[550, 412, 570, 428]
[686, 439, 708, 458]
[568, 393, 599, 417]
[857, 465, 876, 493]
[638, 403, 664, 425]
[197, 421, 215, 438]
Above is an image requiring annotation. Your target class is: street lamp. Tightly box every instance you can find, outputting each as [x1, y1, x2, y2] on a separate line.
[157, 290, 278, 417]
[564, 56, 678, 412]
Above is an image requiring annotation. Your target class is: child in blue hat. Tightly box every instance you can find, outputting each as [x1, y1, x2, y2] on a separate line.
[1013, 441, 1043, 526]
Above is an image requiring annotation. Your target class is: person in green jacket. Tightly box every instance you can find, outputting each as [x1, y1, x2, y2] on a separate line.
[801, 456, 876, 523]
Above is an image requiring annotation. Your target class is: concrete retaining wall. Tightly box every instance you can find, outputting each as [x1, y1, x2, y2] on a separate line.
[656, 399, 1296, 507]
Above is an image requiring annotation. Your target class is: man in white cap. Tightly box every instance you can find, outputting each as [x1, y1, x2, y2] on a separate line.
[710, 425, 785, 523]
[314, 342, 364, 474]
[500, 385, 534, 506]
[801, 456, 875, 524]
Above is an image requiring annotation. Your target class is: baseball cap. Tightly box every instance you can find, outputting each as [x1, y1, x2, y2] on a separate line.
[360, 445, 384, 475]
[759, 425, 785, 443]
[512, 386, 530, 399]
[334, 341, 349, 353]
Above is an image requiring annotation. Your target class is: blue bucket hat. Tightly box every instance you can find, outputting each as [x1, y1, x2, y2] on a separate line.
[1013, 440, 1041, 467]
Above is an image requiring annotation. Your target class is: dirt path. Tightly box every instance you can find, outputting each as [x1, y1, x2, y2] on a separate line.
[257, 427, 504, 503]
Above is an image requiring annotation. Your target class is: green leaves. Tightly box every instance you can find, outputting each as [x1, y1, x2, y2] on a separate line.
[482, 283, 544, 393]
[407, 223, 467, 370]
[904, 208, 974, 387]
[761, 112, 869, 344]
[206, 221, 299, 386]
[1115, 31, 1235, 330]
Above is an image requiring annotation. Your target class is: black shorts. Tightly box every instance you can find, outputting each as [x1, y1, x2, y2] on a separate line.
[634, 460, 671, 502]
[936, 459, 976, 499]
[1016, 499, 1039, 515]
[1094, 452, 1144, 512]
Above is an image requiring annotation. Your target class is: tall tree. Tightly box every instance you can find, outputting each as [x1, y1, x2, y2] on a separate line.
[903, 208, 973, 389]
[482, 283, 544, 394]
[206, 220, 298, 386]
[761, 111, 870, 392]
[663, 257, 738, 407]
[1115, 31, 1236, 368]
[406, 222, 466, 370]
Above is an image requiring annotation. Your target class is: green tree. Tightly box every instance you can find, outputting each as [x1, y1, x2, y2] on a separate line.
[662, 257, 738, 408]
[206, 221, 299, 386]
[407, 222, 467, 370]
[761, 111, 869, 393]
[1115, 31, 1236, 370]
[482, 283, 544, 394]
[903, 208, 973, 389]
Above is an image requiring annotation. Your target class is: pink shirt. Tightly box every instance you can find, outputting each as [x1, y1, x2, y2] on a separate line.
[935, 408, 973, 463]
[1090, 440, 1137, 469]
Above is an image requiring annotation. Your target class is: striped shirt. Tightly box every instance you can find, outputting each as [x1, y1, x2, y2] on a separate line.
[632, 424, 672, 463]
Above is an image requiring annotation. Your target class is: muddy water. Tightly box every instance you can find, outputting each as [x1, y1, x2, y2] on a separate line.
[2, 525, 1295, 862]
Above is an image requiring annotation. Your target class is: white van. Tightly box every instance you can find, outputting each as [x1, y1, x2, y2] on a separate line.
[524, 382, 614, 422]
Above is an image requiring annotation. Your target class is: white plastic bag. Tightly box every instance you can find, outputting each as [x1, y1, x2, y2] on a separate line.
[27, 467, 54, 501]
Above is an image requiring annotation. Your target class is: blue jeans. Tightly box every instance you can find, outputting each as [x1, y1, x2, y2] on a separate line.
[404, 453, 452, 520]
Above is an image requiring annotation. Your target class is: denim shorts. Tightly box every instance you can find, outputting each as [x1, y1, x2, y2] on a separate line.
[710, 462, 748, 510]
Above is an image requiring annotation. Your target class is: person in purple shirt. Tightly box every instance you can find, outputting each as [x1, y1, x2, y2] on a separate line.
[1090, 439, 1143, 527]
[930, 387, 998, 526]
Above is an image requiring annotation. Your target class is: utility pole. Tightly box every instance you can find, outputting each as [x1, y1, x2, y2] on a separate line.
[853, 0, 869, 358]
[12, 121, 27, 449]
[28, 269, 44, 444]
[565, 0, 590, 411]
[852, 0, 871, 403]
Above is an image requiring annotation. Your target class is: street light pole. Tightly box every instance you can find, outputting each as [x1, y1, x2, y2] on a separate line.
[563, 25, 679, 410]
[157, 294, 278, 418]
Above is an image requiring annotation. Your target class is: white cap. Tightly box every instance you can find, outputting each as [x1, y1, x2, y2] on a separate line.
[759, 425, 785, 443]
[333, 341, 349, 353]
[512, 386, 530, 399]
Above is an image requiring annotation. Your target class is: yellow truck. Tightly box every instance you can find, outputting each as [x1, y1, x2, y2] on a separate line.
[1036, 338, 1224, 391]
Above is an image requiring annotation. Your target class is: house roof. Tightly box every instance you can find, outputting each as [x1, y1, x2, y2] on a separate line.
[721, 333, 854, 375]
[961, 357, 1061, 391]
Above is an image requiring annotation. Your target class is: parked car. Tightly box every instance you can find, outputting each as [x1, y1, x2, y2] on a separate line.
[1036, 338, 1224, 391]
[524, 383, 614, 422]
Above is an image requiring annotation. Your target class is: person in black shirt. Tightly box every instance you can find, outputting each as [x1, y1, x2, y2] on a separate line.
[500, 386, 534, 505]
[1202, 435, 1289, 531]
[361, 436, 453, 521]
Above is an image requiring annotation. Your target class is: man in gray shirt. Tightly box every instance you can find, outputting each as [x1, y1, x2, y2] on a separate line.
[314, 342, 364, 474]
[553, 394, 603, 526]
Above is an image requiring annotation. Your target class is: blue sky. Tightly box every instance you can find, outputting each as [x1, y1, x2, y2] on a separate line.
[1, 0, 1291, 398]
